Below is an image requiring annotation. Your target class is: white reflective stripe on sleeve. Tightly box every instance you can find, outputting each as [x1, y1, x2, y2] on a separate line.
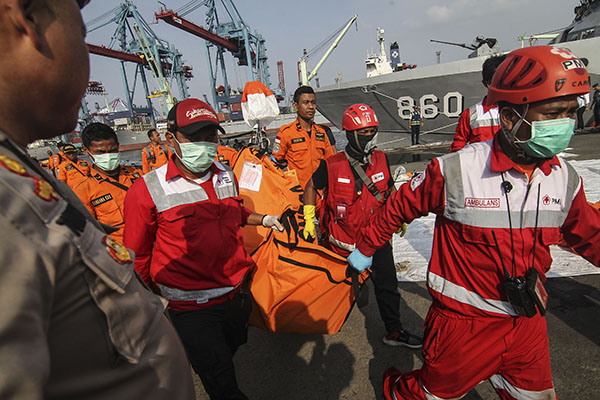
[428, 272, 518, 316]
[421, 381, 461, 400]
[489, 374, 556, 400]
[328, 234, 355, 252]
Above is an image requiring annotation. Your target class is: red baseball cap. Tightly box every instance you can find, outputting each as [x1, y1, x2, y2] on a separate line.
[167, 98, 225, 135]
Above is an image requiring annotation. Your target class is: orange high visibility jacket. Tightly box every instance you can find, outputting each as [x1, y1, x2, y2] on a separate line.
[48, 154, 64, 175]
[73, 165, 142, 242]
[272, 120, 334, 189]
[57, 159, 90, 189]
[216, 144, 239, 167]
[142, 143, 172, 174]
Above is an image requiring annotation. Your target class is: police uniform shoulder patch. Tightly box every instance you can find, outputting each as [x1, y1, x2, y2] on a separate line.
[103, 235, 132, 264]
[0, 154, 27, 176]
[0, 155, 58, 201]
[34, 179, 59, 202]
[291, 137, 306, 144]
[91, 193, 114, 207]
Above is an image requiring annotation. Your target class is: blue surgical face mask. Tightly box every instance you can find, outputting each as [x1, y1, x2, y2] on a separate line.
[91, 152, 120, 172]
[515, 118, 575, 159]
[175, 139, 218, 173]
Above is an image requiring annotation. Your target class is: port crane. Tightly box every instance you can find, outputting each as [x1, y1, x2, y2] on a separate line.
[84, 1, 193, 125]
[298, 14, 358, 86]
[154, 0, 282, 112]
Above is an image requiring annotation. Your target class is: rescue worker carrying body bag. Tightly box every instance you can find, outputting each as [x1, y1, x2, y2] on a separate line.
[233, 81, 369, 334]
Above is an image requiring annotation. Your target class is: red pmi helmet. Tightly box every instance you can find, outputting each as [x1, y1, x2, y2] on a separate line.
[487, 46, 590, 105]
[342, 104, 379, 131]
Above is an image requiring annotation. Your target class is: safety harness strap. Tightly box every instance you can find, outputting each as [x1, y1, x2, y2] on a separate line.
[343, 151, 383, 201]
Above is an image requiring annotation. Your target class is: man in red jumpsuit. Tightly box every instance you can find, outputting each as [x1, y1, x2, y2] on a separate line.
[304, 104, 421, 348]
[450, 54, 506, 152]
[123, 98, 283, 399]
[348, 46, 600, 399]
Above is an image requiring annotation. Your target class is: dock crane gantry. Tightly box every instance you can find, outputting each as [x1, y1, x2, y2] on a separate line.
[154, 0, 282, 112]
[84, 1, 193, 125]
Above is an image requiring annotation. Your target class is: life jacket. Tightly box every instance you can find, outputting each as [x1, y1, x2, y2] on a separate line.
[231, 147, 303, 254]
[323, 151, 390, 256]
[248, 210, 369, 334]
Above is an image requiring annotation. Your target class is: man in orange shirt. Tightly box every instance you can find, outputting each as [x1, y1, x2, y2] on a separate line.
[142, 128, 172, 174]
[272, 86, 335, 189]
[216, 140, 238, 166]
[74, 123, 142, 242]
[56, 144, 90, 189]
[45, 150, 56, 174]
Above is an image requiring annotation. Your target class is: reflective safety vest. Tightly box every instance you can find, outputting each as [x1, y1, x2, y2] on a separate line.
[434, 144, 580, 317]
[138, 162, 252, 310]
[324, 151, 390, 256]
[142, 144, 171, 174]
[469, 101, 501, 141]
[410, 112, 422, 126]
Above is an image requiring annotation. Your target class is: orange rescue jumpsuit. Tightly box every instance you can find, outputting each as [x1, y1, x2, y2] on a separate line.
[57, 159, 90, 189]
[73, 165, 142, 242]
[142, 143, 172, 174]
[216, 144, 239, 167]
[272, 120, 334, 188]
[48, 154, 64, 176]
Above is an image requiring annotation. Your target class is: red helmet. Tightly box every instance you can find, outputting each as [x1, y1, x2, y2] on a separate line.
[487, 46, 590, 105]
[342, 104, 379, 131]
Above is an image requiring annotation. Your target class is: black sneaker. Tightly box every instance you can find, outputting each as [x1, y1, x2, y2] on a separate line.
[383, 330, 423, 349]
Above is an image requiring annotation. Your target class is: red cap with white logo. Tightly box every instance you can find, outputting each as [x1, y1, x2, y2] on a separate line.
[167, 98, 225, 135]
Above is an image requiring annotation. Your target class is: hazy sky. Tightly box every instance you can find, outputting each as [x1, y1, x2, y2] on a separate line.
[82, 0, 577, 112]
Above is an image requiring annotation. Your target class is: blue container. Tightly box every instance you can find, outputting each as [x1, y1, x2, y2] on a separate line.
[230, 110, 244, 121]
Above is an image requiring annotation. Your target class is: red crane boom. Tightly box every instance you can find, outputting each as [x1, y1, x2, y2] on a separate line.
[87, 43, 146, 64]
[154, 9, 239, 53]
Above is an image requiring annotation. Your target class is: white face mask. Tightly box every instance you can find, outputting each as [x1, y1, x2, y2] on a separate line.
[90, 152, 121, 172]
[174, 138, 218, 173]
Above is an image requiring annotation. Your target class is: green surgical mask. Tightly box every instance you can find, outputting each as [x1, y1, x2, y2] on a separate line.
[91, 152, 121, 172]
[516, 118, 575, 159]
[175, 139, 218, 173]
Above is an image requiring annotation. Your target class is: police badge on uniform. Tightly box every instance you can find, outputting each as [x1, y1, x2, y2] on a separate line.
[103, 235, 132, 264]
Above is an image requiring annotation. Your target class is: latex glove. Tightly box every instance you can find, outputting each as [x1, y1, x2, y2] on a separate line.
[347, 248, 373, 273]
[303, 204, 316, 241]
[397, 222, 408, 238]
[262, 215, 284, 232]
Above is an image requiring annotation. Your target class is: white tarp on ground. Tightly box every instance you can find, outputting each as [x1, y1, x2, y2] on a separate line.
[392, 158, 600, 282]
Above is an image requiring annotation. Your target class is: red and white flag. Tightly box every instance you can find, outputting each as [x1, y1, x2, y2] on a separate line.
[241, 81, 279, 128]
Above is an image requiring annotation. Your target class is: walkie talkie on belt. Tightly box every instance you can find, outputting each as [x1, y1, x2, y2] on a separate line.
[492, 231, 548, 317]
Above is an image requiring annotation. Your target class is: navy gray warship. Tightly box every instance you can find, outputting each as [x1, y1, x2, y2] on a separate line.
[315, 0, 600, 146]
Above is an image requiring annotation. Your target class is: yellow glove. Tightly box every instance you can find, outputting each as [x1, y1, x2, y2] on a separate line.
[303, 205, 316, 241]
[397, 222, 408, 238]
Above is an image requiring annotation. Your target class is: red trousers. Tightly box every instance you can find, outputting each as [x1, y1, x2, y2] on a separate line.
[384, 306, 557, 399]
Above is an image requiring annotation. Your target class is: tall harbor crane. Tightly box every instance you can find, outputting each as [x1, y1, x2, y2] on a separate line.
[298, 14, 358, 86]
[155, 0, 281, 111]
[84, 1, 193, 125]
